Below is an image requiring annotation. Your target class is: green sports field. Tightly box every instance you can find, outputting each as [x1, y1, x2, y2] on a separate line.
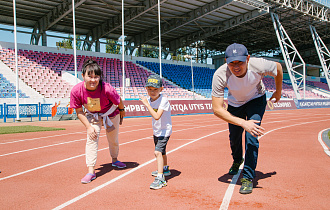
[0, 125, 65, 135]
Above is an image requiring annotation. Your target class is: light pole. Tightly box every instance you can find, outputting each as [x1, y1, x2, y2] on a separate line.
[184, 55, 195, 100]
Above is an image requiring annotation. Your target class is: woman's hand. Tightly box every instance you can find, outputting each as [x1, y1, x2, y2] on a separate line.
[87, 126, 97, 141]
[119, 109, 125, 125]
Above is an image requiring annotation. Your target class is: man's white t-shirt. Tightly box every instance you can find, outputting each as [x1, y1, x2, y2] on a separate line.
[148, 94, 172, 137]
[212, 57, 277, 107]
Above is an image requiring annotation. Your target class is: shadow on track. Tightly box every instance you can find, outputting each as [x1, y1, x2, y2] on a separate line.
[218, 171, 277, 188]
[95, 162, 140, 178]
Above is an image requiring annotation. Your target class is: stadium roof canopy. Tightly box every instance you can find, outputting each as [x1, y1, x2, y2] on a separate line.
[0, 0, 329, 65]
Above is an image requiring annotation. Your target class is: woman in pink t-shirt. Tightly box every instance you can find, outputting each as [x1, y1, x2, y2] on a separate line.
[70, 59, 126, 184]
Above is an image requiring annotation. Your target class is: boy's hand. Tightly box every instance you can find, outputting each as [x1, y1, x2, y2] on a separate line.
[140, 96, 149, 106]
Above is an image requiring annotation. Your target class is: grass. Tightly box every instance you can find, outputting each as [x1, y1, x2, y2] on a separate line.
[0, 125, 65, 134]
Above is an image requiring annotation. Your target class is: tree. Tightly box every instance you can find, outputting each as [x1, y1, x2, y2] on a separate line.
[106, 39, 120, 54]
[58, 35, 82, 50]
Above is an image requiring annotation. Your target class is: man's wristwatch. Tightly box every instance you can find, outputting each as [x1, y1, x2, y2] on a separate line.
[119, 108, 125, 111]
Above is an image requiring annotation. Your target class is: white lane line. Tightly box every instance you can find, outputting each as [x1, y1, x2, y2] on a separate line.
[0, 138, 86, 157]
[0, 123, 223, 181]
[318, 128, 330, 157]
[0, 136, 151, 182]
[219, 118, 330, 210]
[0, 121, 225, 157]
[0, 128, 151, 145]
[0, 118, 218, 145]
[0, 131, 84, 144]
[52, 129, 228, 210]
[0, 128, 152, 156]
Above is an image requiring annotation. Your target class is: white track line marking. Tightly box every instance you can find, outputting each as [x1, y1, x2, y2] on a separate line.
[0, 121, 224, 157]
[0, 131, 83, 144]
[0, 123, 223, 181]
[0, 118, 219, 145]
[0, 128, 151, 145]
[318, 128, 330, 157]
[219, 118, 330, 210]
[52, 130, 228, 210]
[0, 138, 86, 157]
[0, 136, 151, 182]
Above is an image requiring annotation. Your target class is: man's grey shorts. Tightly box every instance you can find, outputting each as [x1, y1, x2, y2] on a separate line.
[153, 135, 170, 155]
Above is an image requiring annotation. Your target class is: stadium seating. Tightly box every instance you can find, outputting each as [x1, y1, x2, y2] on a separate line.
[0, 48, 202, 99]
[0, 46, 327, 100]
[0, 48, 73, 98]
[262, 76, 326, 99]
[306, 80, 330, 91]
[0, 73, 28, 98]
[136, 61, 217, 98]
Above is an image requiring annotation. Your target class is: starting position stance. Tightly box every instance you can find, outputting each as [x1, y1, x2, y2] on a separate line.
[212, 43, 283, 194]
[70, 59, 126, 184]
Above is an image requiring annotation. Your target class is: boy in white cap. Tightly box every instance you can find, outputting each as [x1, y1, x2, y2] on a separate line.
[212, 43, 283, 194]
[140, 74, 172, 190]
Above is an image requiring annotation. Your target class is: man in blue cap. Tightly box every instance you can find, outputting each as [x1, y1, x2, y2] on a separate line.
[212, 43, 283, 194]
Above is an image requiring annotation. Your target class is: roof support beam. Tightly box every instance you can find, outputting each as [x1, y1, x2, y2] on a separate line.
[267, 0, 329, 22]
[135, 0, 235, 46]
[36, 0, 88, 34]
[167, 8, 268, 51]
[310, 25, 330, 90]
[88, 0, 168, 43]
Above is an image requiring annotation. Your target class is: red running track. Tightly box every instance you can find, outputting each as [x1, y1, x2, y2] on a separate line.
[0, 108, 329, 209]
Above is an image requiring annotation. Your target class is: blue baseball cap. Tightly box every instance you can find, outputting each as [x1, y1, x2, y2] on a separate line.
[225, 43, 249, 64]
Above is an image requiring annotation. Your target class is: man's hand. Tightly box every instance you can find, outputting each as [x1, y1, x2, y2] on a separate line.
[269, 91, 281, 103]
[241, 120, 265, 137]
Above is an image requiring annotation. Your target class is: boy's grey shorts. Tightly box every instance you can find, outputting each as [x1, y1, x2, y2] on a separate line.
[153, 135, 170, 155]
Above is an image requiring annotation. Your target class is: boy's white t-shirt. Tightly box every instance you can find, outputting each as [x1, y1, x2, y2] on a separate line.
[148, 94, 172, 137]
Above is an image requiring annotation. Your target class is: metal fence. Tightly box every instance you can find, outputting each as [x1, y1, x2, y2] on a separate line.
[0, 103, 52, 122]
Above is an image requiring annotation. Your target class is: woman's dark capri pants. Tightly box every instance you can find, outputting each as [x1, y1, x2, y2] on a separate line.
[227, 94, 267, 180]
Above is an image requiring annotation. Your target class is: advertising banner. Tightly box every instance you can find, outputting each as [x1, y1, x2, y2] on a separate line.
[123, 98, 297, 117]
[266, 99, 297, 111]
[294, 99, 330, 109]
[123, 100, 215, 117]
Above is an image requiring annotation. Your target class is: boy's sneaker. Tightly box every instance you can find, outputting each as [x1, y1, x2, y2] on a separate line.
[239, 178, 253, 194]
[229, 158, 244, 175]
[81, 173, 96, 184]
[112, 161, 126, 168]
[150, 177, 167, 190]
[151, 167, 171, 177]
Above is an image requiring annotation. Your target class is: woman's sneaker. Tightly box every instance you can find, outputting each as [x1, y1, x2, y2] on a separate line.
[150, 176, 167, 190]
[81, 173, 96, 184]
[151, 167, 171, 177]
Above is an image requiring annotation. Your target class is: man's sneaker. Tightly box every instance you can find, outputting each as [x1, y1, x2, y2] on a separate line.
[151, 167, 171, 177]
[150, 177, 167, 190]
[81, 173, 96, 184]
[239, 178, 253, 194]
[112, 161, 126, 168]
[229, 158, 244, 175]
